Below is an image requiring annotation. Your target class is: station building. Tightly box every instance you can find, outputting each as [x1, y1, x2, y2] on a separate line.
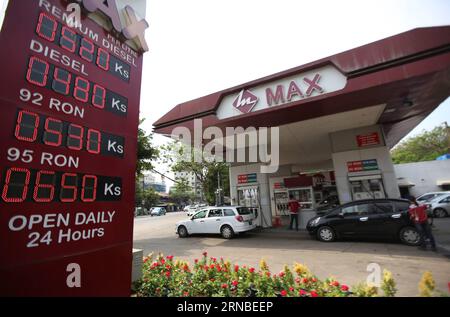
[154, 26, 450, 228]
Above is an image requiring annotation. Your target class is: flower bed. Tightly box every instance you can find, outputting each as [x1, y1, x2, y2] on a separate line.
[134, 252, 398, 297]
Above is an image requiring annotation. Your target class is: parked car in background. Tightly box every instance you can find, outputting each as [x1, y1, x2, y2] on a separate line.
[417, 191, 450, 203]
[428, 194, 450, 218]
[150, 207, 166, 217]
[176, 206, 256, 239]
[307, 199, 421, 246]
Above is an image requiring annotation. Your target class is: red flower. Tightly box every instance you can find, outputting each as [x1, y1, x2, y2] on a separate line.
[302, 278, 309, 284]
[249, 267, 255, 273]
[299, 290, 307, 296]
[183, 265, 189, 271]
[194, 259, 199, 264]
[166, 255, 174, 261]
[234, 265, 239, 272]
[210, 264, 215, 269]
[143, 258, 148, 263]
[312, 278, 317, 283]
[221, 283, 228, 289]
[232, 280, 238, 286]
[202, 251, 208, 257]
[289, 287, 294, 292]
[165, 271, 170, 278]
[279, 272, 285, 278]
[280, 290, 287, 296]
[165, 265, 171, 270]
[183, 291, 189, 297]
[341, 285, 349, 292]
[266, 272, 271, 277]
[211, 257, 217, 263]
[331, 281, 340, 287]
[160, 259, 165, 265]
[210, 278, 215, 282]
[310, 291, 318, 297]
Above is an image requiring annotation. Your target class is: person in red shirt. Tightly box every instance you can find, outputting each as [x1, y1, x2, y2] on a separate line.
[288, 195, 300, 231]
[408, 196, 436, 251]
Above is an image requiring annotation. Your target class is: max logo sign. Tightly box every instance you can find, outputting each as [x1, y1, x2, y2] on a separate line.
[233, 90, 259, 114]
[70, 0, 149, 52]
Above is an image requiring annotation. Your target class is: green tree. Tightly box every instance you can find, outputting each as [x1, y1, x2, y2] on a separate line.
[142, 187, 160, 210]
[137, 119, 159, 176]
[160, 142, 230, 205]
[169, 178, 195, 205]
[391, 123, 450, 164]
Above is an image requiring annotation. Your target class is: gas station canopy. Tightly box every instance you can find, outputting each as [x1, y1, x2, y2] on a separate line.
[154, 26, 450, 149]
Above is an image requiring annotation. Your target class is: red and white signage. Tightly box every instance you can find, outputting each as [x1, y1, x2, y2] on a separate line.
[217, 65, 347, 119]
[0, 0, 146, 296]
[356, 132, 381, 147]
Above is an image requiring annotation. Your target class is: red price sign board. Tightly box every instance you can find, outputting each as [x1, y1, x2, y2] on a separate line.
[0, 0, 145, 296]
[356, 132, 380, 147]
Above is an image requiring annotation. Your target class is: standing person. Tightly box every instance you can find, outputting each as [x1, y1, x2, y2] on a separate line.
[408, 196, 437, 251]
[288, 195, 300, 231]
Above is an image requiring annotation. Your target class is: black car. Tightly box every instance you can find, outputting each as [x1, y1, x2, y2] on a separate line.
[306, 199, 421, 246]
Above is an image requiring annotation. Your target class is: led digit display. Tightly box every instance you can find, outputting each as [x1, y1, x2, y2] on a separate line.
[0, 168, 122, 203]
[67, 123, 84, 150]
[26, 56, 129, 117]
[1, 167, 31, 203]
[15, 110, 40, 142]
[26, 57, 49, 87]
[74, 76, 90, 102]
[60, 26, 77, 53]
[36, 12, 57, 42]
[43, 117, 63, 146]
[52, 68, 72, 95]
[33, 170, 56, 202]
[79, 38, 95, 62]
[96, 48, 110, 71]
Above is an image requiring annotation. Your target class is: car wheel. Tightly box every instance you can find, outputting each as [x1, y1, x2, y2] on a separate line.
[178, 226, 188, 238]
[433, 208, 448, 218]
[221, 225, 234, 239]
[317, 226, 336, 242]
[399, 227, 421, 246]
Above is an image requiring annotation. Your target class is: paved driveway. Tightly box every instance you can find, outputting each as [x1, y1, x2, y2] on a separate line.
[133, 212, 450, 297]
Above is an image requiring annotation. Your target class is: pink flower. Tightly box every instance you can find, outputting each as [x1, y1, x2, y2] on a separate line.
[289, 287, 294, 292]
[280, 290, 287, 296]
[166, 255, 174, 261]
[341, 285, 349, 292]
[279, 272, 285, 278]
[249, 267, 255, 273]
[312, 278, 317, 283]
[299, 290, 307, 296]
[232, 280, 238, 287]
[331, 281, 340, 287]
[310, 291, 318, 297]
[160, 258, 165, 265]
[221, 283, 228, 289]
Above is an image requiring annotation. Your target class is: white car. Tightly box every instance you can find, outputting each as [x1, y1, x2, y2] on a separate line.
[176, 206, 256, 239]
[417, 191, 450, 203]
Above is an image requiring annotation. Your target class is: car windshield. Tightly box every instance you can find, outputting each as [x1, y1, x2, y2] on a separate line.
[236, 207, 252, 215]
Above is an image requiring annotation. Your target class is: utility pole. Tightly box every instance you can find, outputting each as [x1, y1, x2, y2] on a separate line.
[445, 122, 450, 154]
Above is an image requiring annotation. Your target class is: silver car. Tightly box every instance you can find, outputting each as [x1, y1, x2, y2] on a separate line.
[429, 194, 450, 218]
[417, 191, 450, 203]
